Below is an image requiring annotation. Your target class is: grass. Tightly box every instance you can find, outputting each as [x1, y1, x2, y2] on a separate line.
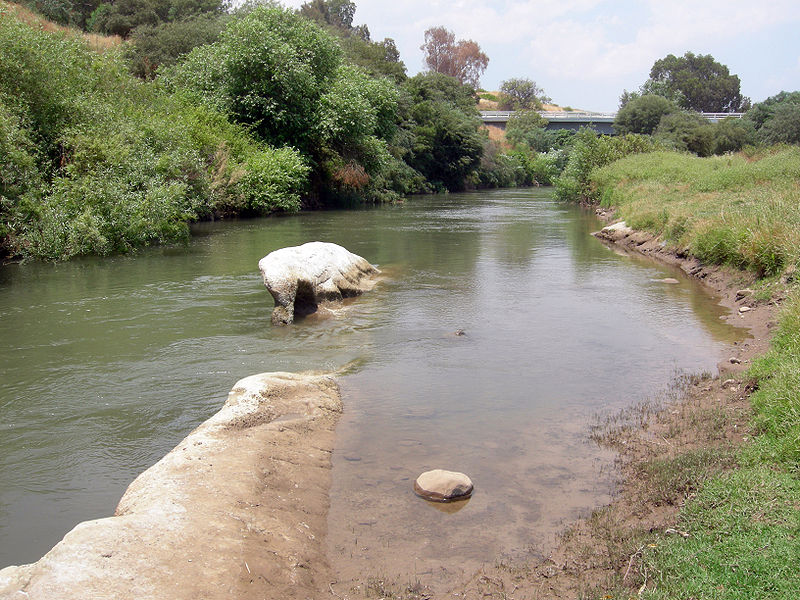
[0, 1, 122, 51]
[591, 147, 800, 277]
[586, 147, 800, 599]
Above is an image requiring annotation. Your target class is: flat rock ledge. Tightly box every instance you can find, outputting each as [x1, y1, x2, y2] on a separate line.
[259, 241, 380, 325]
[414, 470, 474, 502]
[0, 372, 342, 600]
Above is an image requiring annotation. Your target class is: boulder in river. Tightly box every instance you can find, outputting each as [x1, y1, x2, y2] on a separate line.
[258, 242, 380, 325]
[414, 469, 473, 502]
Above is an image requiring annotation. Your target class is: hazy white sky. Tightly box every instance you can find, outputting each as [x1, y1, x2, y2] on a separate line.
[278, 0, 800, 111]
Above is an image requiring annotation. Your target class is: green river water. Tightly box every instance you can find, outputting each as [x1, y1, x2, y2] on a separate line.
[0, 188, 743, 574]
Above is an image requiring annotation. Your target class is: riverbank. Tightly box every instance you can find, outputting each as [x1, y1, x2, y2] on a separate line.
[411, 214, 786, 600]
[0, 372, 342, 600]
[437, 148, 800, 599]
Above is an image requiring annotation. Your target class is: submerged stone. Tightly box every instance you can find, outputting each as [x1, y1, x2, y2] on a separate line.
[414, 469, 473, 502]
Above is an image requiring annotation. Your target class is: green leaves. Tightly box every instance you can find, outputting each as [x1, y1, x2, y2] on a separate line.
[647, 51, 748, 113]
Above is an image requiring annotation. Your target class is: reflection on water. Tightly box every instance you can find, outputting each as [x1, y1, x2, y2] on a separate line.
[0, 189, 743, 570]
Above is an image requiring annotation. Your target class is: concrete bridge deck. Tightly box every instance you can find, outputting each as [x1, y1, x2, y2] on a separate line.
[480, 110, 744, 135]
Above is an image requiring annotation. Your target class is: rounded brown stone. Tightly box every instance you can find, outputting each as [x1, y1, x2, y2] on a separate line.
[413, 469, 473, 502]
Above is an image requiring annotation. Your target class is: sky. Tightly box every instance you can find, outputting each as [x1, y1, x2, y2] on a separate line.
[278, 0, 800, 112]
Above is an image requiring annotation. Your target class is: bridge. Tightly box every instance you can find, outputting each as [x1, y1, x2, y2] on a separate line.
[480, 110, 744, 136]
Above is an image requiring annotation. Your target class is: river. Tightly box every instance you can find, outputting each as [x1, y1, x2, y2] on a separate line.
[0, 188, 743, 570]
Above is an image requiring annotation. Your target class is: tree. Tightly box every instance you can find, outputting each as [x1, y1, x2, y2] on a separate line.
[504, 110, 546, 148]
[613, 94, 678, 135]
[299, 0, 356, 30]
[420, 26, 488, 89]
[125, 13, 228, 78]
[403, 72, 484, 190]
[654, 111, 716, 156]
[758, 103, 800, 145]
[89, 0, 226, 37]
[498, 78, 549, 110]
[713, 117, 756, 154]
[299, 0, 406, 82]
[745, 90, 800, 134]
[644, 52, 748, 113]
[166, 5, 343, 151]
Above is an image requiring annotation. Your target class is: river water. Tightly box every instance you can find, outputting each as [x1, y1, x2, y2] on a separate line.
[0, 189, 742, 570]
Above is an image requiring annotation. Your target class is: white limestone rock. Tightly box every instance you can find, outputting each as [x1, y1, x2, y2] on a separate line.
[414, 469, 473, 502]
[258, 242, 380, 325]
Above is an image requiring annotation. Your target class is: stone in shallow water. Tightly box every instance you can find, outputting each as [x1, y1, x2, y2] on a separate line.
[413, 469, 473, 502]
[258, 241, 379, 325]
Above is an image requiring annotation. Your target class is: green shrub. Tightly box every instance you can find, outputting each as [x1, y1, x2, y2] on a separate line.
[0, 10, 309, 260]
[614, 93, 678, 135]
[554, 128, 660, 202]
[125, 13, 228, 79]
[655, 110, 716, 156]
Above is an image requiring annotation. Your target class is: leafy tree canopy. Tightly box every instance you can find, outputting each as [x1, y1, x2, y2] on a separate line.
[713, 116, 756, 154]
[504, 109, 546, 148]
[165, 5, 343, 151]
[654, 110, 716, 156]
[420, 25, 488, 89]
[498, 78, 550, 110]
[643, 51, 749, 113]
[758, 103, 800, 145]
[125, 12, 228, 78]
[89, 0, 227, 37]
[745, 90, 800, 131]
[614, 94, 679, 135]
[299, 0, 406, 82]
[403, 72, 483, 191]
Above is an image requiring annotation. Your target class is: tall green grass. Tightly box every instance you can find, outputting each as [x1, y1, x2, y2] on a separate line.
[591, 147, 800, 276]
[589, 147, 800, 599]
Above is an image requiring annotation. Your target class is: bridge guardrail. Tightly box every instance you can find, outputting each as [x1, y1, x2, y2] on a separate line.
[480, 110, 744, 122]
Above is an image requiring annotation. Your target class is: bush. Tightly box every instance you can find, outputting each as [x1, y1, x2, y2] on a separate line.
[554, 129, 660, 202]
[655, 111, 716, 156]
[614, 93, 678, 135]
[758, 103, 800, 145]
[0, 11, 309, 260]
[713, 116, 757, 154]
[125, 13, 228, 79]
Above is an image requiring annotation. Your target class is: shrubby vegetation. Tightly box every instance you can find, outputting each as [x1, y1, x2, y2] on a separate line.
[622, 51, 749, 113]
[1, 0, 500, 259]
[0, 6, 307, 259]
[497, 77, 550, 110]
[5, 0, 800, 263]
[554, 129, 661, 202]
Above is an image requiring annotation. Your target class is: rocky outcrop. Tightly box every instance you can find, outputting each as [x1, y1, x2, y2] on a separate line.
[0, 372, 342, 600]
[258, 242, 380, 325]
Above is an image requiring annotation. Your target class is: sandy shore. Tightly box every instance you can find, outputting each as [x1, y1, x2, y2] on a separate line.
[0, 372, 342, 600]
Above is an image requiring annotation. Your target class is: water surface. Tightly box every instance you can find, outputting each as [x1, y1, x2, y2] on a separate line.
[0, 189, 742, 569]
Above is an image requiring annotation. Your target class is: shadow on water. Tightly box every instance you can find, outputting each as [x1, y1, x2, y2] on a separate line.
[0, 188, 745, 571]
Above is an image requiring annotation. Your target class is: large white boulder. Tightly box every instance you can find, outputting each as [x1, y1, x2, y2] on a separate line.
[258, 242, 380, 325]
